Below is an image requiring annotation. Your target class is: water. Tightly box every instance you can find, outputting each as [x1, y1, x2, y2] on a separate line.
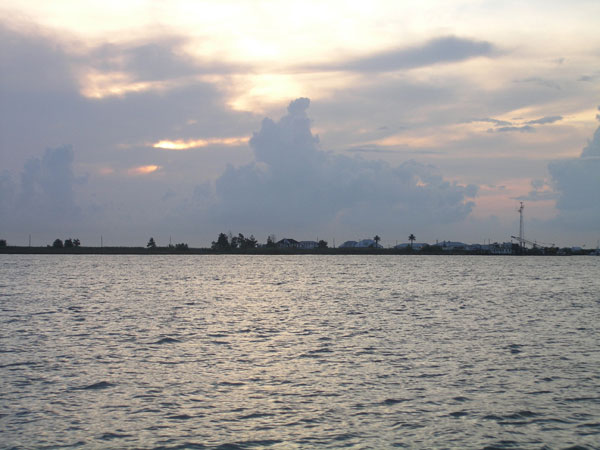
[1, 255, 599, 449]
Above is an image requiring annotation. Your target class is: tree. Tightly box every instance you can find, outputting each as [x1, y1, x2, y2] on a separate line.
[0, 239, 6, 247]
[318, 240, 328, 249]
[373, 235, 381, 248]
[64, 238, 74, 248]
[408, 234, 416, 248]
[211, 233, 230, 251]
[246, 235, 258, 249]
[175, 243, 188, 250]
[240, 234, 257, 249]
[230, 233, 243, 249]
[147, 237, 157, 248]
[266, 234, 277, 248]
[73, 238, 81, 247]
[53, 239, 64, 248]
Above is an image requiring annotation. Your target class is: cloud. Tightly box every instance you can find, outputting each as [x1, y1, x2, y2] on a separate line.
[127, 165, 161, 175]
[494, 125, 535, 133]
[468, 117, 513, 126]
[469, 115, 562, 134]
[311, 36, 496, 73]
[209, 98, 477, 236]
[0, 145, 85, 234]
[0, 21, 258, 171]
[515, 179, 557, 202]
[579, 72, 600, 82]
[516, 77, 561, 90]
[86, 36, 241, 84]
[153, 137, 249, 150]
[525, 116, 563, 125]
[547, 109, 600, 228]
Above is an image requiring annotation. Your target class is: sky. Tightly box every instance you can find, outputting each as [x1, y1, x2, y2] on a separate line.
[1, 0, 599, 248]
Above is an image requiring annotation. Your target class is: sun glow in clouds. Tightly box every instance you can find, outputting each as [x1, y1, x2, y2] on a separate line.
[152, 137, 249, 150]
[79, 70, 168, 98]
[127, 164, 160, 175]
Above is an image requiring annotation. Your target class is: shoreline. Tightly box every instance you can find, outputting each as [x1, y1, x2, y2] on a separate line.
[0, 246, 594, 256]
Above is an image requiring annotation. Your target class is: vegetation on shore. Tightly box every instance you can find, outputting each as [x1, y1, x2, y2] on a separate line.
[0, 233, 596, 255]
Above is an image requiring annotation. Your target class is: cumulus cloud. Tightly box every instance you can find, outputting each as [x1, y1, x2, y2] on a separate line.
[0, 145, 84, 234]
[547, 108, 600, 227]
[210, 98, 477, 236]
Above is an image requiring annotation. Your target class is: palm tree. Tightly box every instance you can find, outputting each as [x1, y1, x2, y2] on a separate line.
[408, 234, 416, 248]
[373, 235, 381, 248]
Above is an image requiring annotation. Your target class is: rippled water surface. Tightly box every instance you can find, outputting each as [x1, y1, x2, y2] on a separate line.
[1, 255, 599, 449]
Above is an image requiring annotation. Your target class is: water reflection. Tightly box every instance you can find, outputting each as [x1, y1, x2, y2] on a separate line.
[1, 255, 599, 448]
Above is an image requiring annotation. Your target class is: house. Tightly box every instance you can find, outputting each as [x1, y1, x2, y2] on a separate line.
[356, 239, 383, 248]
[276, 238, 299, 248]
[298, 240, 319, 249]
[439, 241, 467, 251]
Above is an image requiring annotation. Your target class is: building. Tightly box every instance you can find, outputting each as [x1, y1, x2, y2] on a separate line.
[276, 238, 299, 248]
[297, 240, 319, 249]
[394, 242, 426, 250]
[356, 239, 383, 248]
[439, 241, 467, 251]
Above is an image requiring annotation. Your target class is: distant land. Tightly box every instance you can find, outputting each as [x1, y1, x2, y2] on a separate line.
[0, 245, 597, 256]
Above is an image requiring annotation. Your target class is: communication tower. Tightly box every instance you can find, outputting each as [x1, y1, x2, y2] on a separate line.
[518, 202, 524, 250]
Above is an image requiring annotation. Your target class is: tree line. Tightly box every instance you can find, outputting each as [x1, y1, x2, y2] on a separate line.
[212, 233, 258, 251]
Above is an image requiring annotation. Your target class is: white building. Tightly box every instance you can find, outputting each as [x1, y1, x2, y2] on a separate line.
[297, 240, 319, 249]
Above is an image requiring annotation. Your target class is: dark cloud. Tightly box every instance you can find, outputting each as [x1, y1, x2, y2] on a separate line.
[311, 36, 495, 73]
[210, 98, 476, 236]
[525, 116, 563, 125]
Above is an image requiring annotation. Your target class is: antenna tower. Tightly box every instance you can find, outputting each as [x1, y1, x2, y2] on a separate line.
[518, 202, 525, 250]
